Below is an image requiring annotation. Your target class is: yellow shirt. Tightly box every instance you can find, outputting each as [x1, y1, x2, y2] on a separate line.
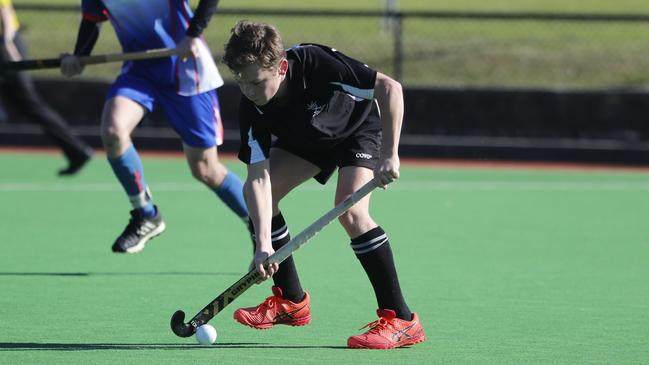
[0, 0, 20, 33]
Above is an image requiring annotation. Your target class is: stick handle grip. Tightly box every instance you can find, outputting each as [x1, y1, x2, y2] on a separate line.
[1, 58, 61, 71]
[79, 48, 176, 65]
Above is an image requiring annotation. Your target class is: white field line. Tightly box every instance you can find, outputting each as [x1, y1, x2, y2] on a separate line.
[1, 180, 649, 192]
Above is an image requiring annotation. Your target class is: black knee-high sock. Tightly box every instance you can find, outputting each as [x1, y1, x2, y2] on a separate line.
[351, 226, 412, 320]
[270, 213, 304, 303]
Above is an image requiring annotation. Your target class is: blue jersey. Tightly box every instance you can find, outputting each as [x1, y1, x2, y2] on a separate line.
[81, 0, 223, 95]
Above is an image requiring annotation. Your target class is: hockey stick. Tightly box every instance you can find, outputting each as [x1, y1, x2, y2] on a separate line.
[170, 179, 380, 337]
[1, 48, 176, 71]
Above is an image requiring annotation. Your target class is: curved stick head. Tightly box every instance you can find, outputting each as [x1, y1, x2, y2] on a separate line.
[170, 310, 196, 338]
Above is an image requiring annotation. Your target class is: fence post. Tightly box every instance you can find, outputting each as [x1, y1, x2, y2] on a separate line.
[392, 12, 403, 81]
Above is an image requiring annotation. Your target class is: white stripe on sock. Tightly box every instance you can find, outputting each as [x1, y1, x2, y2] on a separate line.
[353, 237, 388, 254]
[351, 233, 387, 250]
[271, 225, 289, 241]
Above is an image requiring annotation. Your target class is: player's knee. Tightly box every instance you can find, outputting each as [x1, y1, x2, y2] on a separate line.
[100, 124, 126, 145]
[101, 134, 121, 153]
[270, 184, 289, 205]
[189, 164, 210, 184]
[189, 162, 226, 187]
[338, 209, 368, 232]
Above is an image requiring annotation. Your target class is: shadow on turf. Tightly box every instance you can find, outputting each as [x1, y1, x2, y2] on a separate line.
[0, 343, 348, 351]
[0, 272, 241, 277]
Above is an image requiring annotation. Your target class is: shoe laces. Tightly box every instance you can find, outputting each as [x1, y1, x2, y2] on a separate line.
[124, 217, 141, 234]
[358, 316, 390, 333]
[258, 295, 279, 311]
[125, 214, 155, 237]
[125, 217, 151, 236]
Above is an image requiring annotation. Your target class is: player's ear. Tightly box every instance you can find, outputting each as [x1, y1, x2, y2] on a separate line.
[277, 58, 288, 76]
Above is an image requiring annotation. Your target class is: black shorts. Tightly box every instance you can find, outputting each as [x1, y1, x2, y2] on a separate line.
[274, 107, 382, 185]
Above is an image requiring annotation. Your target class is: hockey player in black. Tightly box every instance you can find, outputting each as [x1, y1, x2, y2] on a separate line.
[223, 20, 426, 349]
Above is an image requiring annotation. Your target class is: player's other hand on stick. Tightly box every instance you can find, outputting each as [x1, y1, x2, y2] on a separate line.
[60, 53, 84, 77]
[175, 36, 201, 61]
[253, 247, 278, 283]
[374, 154, 400, 189]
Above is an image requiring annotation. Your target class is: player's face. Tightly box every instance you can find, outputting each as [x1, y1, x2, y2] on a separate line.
[235, 60, 287, 106]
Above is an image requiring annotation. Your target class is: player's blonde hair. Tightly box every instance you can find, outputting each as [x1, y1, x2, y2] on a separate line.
[222, 20, 286, 71]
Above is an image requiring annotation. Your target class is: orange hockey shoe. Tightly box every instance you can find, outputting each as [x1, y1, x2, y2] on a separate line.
[347, 309, 426, 349]
[233, 286, 311, 329]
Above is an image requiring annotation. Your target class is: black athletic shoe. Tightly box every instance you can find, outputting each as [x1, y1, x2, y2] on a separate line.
[111, 207, 166, 253]
[58, 147, 94, 176]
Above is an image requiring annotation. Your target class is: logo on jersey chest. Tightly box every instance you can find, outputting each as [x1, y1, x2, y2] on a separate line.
[307, 101, 325, 118]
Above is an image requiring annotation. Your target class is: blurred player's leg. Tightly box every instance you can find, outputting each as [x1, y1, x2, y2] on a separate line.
[184, 144, 256, 257]
[102, 96, 165, 253]
[336, 166, 425, 349]
[184, 145, 248, 220]
[162, 88, 256, 253]
[2, 32, 93, 176]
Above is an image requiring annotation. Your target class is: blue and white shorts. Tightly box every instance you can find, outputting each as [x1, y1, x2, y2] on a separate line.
[107, 72, 223, 148]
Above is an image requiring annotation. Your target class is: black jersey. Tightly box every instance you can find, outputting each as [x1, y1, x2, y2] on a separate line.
[238, 44, 378, 165]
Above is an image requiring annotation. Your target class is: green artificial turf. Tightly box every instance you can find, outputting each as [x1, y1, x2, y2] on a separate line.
[1, 151, 648, 364]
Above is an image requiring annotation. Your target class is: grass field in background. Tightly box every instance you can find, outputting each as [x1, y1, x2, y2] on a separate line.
[1, 151, 648, 364]
[13, 0, 649, 88]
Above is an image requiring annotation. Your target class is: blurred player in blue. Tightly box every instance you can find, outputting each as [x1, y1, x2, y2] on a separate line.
[60, 0, 250, 254]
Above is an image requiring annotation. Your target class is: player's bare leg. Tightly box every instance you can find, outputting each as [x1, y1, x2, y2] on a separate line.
[335, 166, 377, 237]
[184, 144, 248, 219]
[102, 96, 165, 253]
[101, 96, 145, 158]
[337, 166, 426, 349]
[184, 145, 229, 187]
[268, 148, 320, 214]
[234, 148, 318, 328]
[184, 144, 250, 250]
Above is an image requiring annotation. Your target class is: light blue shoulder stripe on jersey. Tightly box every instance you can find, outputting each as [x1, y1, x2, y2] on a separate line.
[330, 82, 374, 100]
[247, 127, 266, 164]
[153, 19, 174, 45]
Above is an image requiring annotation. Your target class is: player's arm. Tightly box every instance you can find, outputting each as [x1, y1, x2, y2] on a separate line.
[238, 101, 276, 279]
[373, 71, 404, 187]
[0, 1, 20, 61]
[243, 160, 278, 280]
[176, 0, 220, 58]
[311, 46, 401, 187]
[187, 0, 220, 38]
[60, 2, 105, 77]
[72, 20, 101, 57]
[312, 46, 403, 187]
